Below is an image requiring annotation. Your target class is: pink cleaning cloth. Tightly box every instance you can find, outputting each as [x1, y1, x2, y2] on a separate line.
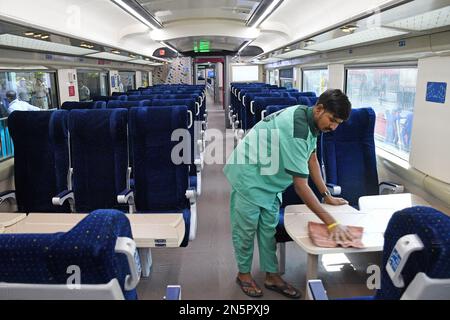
[308, 222, 365, 248]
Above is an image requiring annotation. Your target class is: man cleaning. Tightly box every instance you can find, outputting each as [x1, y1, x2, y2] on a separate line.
[224, 89, 354, 298]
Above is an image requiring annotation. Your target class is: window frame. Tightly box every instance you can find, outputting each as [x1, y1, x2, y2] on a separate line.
[0, 69, 60, 108]
[301, 67, 328, 95]
[76, 69, 110, 98]
[344, 62, 419, 161]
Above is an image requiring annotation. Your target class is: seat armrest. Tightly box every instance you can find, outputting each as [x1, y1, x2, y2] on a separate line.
[165, 285, 182, 300]
[307, 280, 329, 300]
[115, 237, 141, 291]
[185, 188, 197, 205]
[326, 183, 341, 196]
[52, 190, 74, 206]
[379, 181, 404, 195]
[117, 189, 134, 205]
[0, 190, 16, 205]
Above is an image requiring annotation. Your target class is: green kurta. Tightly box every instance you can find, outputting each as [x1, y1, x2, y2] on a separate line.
[224, 105, 320, 273]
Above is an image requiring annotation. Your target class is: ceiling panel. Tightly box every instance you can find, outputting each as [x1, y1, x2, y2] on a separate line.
[272, 49, 316, 59]
[136, 0, 262, 23]
[86, 52, 134, 61]
[386, 5, 450, 31]
[305, 27, 408, 52]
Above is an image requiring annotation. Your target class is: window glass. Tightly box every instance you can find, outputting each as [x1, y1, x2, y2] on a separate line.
[0, 71, 57, 110]
[279, 68, 293, 89]
[231, 65, 259, 82]
[346, 67, 418, 160]
[118, 71, 136, 92]
[77, 70, 109, 101]
[268, 70, 276, 85]
[302, 69, 328, 96]
[141, 72, 149, 88]
[0, 70, 57, 161]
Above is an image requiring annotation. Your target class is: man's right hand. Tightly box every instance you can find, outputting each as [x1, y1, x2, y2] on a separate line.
[328, 224, 354, 242]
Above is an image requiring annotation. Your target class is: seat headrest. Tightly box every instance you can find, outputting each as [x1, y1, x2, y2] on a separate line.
[376, 206, 450, 299]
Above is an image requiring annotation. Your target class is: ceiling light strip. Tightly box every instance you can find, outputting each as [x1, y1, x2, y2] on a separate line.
[111, 0, 162, 30]
[246, 0, 284, 28]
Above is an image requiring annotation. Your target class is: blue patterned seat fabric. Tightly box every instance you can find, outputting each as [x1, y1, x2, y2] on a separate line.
[375, 206, 450, 299]
[0, 209, 137, 300]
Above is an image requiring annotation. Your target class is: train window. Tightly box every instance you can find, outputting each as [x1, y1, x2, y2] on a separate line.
[268, 70, 276, 85]
[141, 72, 149, 87]
[346, 67, 418, 160]
[231, 65, 259, 82]
[279, 68, 294, 89]
[77, 70, 109, 101]
[0, 71, 57, 110]
[302, 69, 328, 96]
[118, 71, 136, 92]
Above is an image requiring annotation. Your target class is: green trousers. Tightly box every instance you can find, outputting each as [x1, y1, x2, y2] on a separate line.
[230, 188, 280, 273]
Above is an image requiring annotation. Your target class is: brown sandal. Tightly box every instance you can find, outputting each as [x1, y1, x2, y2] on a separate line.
[264, 281, 302, 299]
[236, 277, 263, 298]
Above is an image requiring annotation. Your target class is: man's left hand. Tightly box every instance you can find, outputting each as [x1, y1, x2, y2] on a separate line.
[324, 196, 348, 206]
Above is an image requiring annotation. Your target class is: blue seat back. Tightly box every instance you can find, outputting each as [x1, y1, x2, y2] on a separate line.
[266, 105, 291, 116]
[298, 96, 313, 107]
[9, 110, 70, 212]
[129, 106, 189, 211]
[0, 210, 137, 300]
[321, 108, 379, 206]
[252, 97, 297, 127]
[107, 100, 149, 109]
[375, 206, 450, 300]
[69, 109, 128, 212]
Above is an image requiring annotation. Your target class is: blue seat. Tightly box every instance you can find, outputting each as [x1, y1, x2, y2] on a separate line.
[308, 206, 450, 300]
[149, 99, 202, 193]
[64, 109, 129, 212]
[321, 108, 379, 206]
[92, 95, 127, 102]
[250, 97, 297, 128]
[61, 101, 106, 110]
[3, 111, 70, 212]
[129, 106, 197, 246]
[107, 100, 149, 109]
[0, 209, 140, 300]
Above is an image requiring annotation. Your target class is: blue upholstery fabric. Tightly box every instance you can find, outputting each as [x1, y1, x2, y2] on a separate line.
[129, 106, 191, 247]
[375, 206, 450, 300]
[321, 108, 379, 206]
[129, 106, 189, 210]
[127, 95, 154, 102]
[8, 110, 70, 212]
[61, 101, 106, 110]
[266, 105, 291, 116]
[107, 100, 149, 109]
[92, 101, 106, 109]
[150, 99, 198, 176]
[251, 97, 297, 128]
[61, 101, 93, 110]
[68, 109, 128, 212]
[0, 209, 137, 300]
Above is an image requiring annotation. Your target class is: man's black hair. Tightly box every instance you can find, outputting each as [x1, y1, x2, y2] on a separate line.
[317, 89, 352, 121]
[5, 90, 16, 101]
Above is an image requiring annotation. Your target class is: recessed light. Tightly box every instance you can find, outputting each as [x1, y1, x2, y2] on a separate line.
[40, 35, 50, 40]
[33, 34, 42, 38]
[24, 32, 34, 36]
[129, 54, 136, 58]
[304, 39, 315, 46]
[340, 25, 358, 33]
[111, 50, 121, 54]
